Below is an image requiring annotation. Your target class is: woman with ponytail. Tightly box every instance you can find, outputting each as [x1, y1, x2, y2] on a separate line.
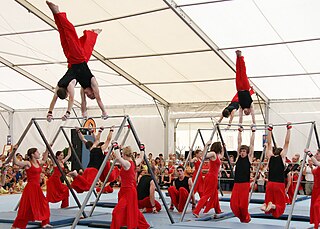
[12, 146, 52, 229]
[111, 143, 150, 229]
[46, 148, 71, 208]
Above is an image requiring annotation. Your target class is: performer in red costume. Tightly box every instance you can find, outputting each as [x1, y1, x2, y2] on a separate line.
[218, 88, 254, 129]
[168, 165, 195, 213]
[261, 123, 291, 218]
[235, 50, 255, 125]
[46, 147, 71, 208]
[46, 1, 107, 121]
[190, 149, 204, 197]
[111, 143, 149, 229]
[305, 149, 320, 229]
[12, 147, 52, 229]
[68, 127, 113, 193]
[230, 124, 256, 223]
[193, 141, 223, 217]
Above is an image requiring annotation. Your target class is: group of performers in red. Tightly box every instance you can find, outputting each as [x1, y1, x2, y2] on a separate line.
[3, 2, 319, 229]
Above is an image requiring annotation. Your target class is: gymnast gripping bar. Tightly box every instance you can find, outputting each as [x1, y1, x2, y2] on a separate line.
[31, 115, 127, 121]
[217, 121, 314, 127]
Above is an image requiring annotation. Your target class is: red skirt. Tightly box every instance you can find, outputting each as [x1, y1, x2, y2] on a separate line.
[13, 182, 50, 228]
[111, 187, 149, 229]
[71, 167, 98, 193]
[46, 170, 69, 205]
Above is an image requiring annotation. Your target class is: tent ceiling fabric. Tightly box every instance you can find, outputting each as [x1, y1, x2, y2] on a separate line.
[1, 0, 318, 110]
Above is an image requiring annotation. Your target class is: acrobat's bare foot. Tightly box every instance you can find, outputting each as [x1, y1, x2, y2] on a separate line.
[42, 224, 53, 228]
[265, 201, 275, 212]
[236, 50, 242, 57]
[46, 1, 60, 14]
[67, 170, 78, 178]
[92, 29, 102, 34]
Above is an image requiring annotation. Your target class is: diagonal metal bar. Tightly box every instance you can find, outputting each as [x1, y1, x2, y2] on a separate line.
[127, 116, 175, 224]
[216, 125, 234, 178]
[71, 116, 128, 229]
[180, 125, 217, 222]
[285, 122, 314, 229]
[184, 129, 200, 169]
[5, 120, 33, 164]
[33, 120, 86, 217]
[88, 125, 131, 216]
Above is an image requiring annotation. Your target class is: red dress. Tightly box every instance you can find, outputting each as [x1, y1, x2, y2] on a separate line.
[193, 157, 221, 215]
[46, 166, 69, 208]
[13, 161, 50, 229]
[192, 160, 204, 197]
[310, 167, 320, 228]
[111, 161, 149, 229]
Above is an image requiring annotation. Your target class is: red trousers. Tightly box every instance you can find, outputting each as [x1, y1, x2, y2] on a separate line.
[193, 175, 221, 215]
[230, 182, 251, 223]
[13, 218, 49, 229]
[311, 186, 320, 228]
[96, 185, 113, 193]
[111, 187, 149, 229]
[71, 167, 98, 193]
[168, 186, 189, 213]
[138, 197, 162, 213]
[236, 56, 250, 91]
[53, 12, 97, 66]
[265, 182, 286, 218]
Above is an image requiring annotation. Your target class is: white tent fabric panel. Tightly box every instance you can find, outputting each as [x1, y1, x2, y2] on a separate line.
[269, 100, 320, 157]
[37, 0, 167, 25]
[113, 51, 234, 83]
[0, 90, 66, 110]
[0, 1, 50, 33]
[148, 80, 235, 103]
[252, 76, 320, 100]
[0, 67, 44, 91]
[178, 0, 320, 100]
[0, 32, 65, 65]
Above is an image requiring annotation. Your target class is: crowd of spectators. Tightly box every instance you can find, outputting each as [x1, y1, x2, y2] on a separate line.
[0, 147, 317, 197]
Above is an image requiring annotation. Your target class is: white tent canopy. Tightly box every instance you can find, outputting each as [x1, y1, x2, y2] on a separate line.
[0, 0, 319, 156]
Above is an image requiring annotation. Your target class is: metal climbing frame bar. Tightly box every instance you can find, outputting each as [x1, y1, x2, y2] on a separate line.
[285, 122, 315, 229]
[71, 116, 128, 229]
[180, 125, 217, 222]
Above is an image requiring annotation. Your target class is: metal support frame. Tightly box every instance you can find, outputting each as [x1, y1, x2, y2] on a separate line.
[180, 125, 217, 222]
[285, 122, 315, 229]
[7, 119, 86, 217]
[184, 130, 200, 169]
[216, 125, 234, 178]
[71, 116, 128, 228]
[88, 127, 131, 216]
[127, 117, 175, 224]
[71, 115, 174, 228]
[33, 120, 87, 217]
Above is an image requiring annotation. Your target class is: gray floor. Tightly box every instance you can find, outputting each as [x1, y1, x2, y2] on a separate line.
[0, 190, 314, 228]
